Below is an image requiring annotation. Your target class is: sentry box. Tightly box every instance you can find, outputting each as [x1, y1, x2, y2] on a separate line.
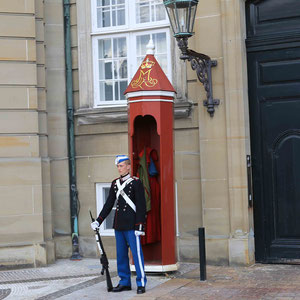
[124, 44, 177, 272]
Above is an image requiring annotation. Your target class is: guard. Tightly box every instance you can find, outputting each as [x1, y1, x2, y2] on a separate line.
[91, 155, 147, 294]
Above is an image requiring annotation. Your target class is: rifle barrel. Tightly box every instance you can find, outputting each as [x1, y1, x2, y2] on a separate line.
[89, 210, 113, 292]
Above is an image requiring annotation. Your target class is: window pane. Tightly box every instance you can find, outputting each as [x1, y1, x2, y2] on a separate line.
[105, 61, 112, 79]
[105, 82, 113, 101]
[113, 61, 118, 79]
[113, 0, 125, 5]
[136, 0, 166, 24]
[151, 5, 155, 23]
[99, 82, 105, 101]
[119, 59, 127, 79]
[120, 81, 127, 100]
[153, 1, 166, 21]
[97, 36, 128, 103]
[99, 61, 105, 80]
[141, 5, 150, 23]
[96, 0, 125, 28]
[97, 0, 110, 5]
[118, 38, 127, 57]
[137, 2, 150, 23]
[136, 1, 149, 23]
[117, 8, 125, 26]
[155, 32, 166, 53]
[113, 38, 117, 58]
[136, 32, 167, 57]
[98, 39, 111, 59]
[113, 37, 126, 58]
[112, 9, 116, 27]
[114, 82, 119, 101]
[97, 8, 110, 28]
[136, 34, 150, 57]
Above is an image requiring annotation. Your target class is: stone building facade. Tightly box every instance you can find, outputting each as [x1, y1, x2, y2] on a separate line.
[1, 0, 299, 268]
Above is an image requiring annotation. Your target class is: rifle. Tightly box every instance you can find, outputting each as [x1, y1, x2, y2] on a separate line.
[89, 210, 113, 292]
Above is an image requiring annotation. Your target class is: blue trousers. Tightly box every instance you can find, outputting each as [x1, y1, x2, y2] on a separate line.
[115, 230, 147, 287]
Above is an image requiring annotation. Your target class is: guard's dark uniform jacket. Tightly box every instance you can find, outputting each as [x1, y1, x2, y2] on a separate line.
[96, 174, 146, 231]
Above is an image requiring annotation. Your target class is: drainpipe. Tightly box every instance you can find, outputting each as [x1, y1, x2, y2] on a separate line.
[63, 0, 81, 260]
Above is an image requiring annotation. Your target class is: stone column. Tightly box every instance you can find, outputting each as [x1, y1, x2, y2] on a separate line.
[220, 0, 254, 265]
[44, 0, 72, 258]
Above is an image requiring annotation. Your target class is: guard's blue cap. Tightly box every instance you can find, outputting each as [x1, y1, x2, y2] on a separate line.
[115, 155, 130, 165]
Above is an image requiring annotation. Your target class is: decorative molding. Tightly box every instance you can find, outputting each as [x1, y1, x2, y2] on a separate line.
[129, 99, 174, 103]
[75, 100, 193, 125]
[174, 100, 194, 119]
[126, 91, 176, 98]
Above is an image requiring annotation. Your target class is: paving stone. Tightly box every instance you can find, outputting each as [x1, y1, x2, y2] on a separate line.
[0, 289, 11, 300]
[2, 260, 300, 299]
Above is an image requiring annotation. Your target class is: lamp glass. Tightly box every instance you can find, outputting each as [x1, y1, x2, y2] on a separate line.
[163, 0, 199, 38]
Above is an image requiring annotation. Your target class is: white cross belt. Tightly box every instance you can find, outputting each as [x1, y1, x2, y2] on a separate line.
[116, 178, 136, 212]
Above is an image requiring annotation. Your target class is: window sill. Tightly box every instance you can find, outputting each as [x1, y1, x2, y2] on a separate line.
[75, 105, 129, 125]
[75, 100, 193, 125]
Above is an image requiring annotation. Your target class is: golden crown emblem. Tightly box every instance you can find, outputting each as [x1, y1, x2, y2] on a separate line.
[141, 58, 155, 69]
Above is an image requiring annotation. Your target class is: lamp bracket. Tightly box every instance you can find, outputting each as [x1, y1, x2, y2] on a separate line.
[176, 37, 220, 117]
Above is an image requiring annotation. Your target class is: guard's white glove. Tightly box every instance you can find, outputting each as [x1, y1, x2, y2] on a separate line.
[91, 220, 100, 230]
[134, 230, 145, 236]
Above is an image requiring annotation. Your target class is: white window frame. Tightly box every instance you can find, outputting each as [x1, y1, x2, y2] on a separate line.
[91, 0, 172, 108]
[91, 0, 169, 33]
[96, 183, 115, 236]
[91, 0, 130, 33]
[93, 28, 172, 107]
[92, 33, 130, 107]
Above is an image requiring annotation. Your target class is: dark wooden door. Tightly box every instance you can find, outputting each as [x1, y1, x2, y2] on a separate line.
[248, 47, 300, 262]
[246, 0, 300, 262]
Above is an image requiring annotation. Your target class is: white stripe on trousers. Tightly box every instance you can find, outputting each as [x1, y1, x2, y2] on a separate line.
[136, 235, 145, 287]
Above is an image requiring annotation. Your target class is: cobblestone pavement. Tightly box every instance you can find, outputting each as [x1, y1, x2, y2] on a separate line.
[0, 258, 172, 300]
[1, 259, 300, 299]
[132, 263, 300, 300]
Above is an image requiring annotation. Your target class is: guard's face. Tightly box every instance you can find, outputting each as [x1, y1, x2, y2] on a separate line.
[117, 161, 130, 176]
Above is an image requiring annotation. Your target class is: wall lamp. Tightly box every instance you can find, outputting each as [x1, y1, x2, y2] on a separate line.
[163, 0, 219, 117]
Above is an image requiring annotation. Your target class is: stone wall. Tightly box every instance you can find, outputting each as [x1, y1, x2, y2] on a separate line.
[0, 0, 54, 268]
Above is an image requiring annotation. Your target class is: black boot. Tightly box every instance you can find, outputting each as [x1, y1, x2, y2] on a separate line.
[112, 284, 132, 292]
[137, 286, 146, 294]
